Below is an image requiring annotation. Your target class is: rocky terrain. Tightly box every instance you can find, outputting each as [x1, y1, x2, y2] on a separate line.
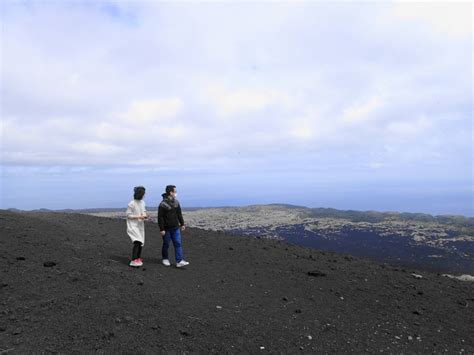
[86, 205, 474, 274]
[1, 210, 473, 353]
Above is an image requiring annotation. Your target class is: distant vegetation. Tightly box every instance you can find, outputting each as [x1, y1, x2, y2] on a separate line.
[305, 207, 474, 228]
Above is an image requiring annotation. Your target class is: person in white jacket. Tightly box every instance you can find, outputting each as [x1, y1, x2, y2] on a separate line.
[126, 186, 148, 267]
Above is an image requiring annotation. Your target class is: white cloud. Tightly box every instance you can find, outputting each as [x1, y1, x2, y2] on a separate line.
[290, 119, 314, 140]
[201, 84, 288, 117]
[386, 115, 431, 137]
[0, 1, 471, 182]
[342, 96, 381, 124]
[71, 142, 124, 155]
[391, 2, 472, 38]
[117, 98, 183, 124]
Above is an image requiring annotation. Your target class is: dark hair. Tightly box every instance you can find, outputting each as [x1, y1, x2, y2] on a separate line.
[165, 185, 176, 196]
[134, 186, 146, 200]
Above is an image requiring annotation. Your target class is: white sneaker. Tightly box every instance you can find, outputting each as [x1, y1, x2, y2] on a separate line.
[162, 259, 171, 266]
[129, 258, 142, 267]
[176, 260, 190, 268]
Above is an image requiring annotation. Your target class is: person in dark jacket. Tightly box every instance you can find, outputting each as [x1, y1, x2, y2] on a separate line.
[158, 185, 189, 268]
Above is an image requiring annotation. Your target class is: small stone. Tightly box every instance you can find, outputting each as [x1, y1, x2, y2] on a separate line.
[408, 336, 413, 341]
[16, 257, 25, 261]
[180, 330, 190, 336]
[216, 306, 222, 309]
[12, 328, 22, 335]
[307, 270, 326, 277]
[43, 261, 56, 267]
[307, 335, 313, 340]
[282, 297, 288, 302]
[260, 346, 265, 350]
[137, 281, 144, 286]
[0, 326, 6, 332]
[294, 309, 302, 314]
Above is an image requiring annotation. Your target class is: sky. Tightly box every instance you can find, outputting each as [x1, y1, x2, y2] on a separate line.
[0, 1, 472, 216]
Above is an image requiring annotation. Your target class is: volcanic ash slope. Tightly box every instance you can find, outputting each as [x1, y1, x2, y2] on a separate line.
[0, 211, 473, 353]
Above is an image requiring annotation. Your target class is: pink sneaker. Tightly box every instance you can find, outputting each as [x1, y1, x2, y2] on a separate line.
[129, 258, 143, 267]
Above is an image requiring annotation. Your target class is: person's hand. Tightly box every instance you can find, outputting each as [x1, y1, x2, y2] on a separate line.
[160, 231, 166, 236]
[181, 225, 186, 231]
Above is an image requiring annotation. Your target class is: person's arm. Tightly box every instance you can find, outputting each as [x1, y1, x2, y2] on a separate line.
[177, 203, 184, 227]
[158, 204, 165, 231]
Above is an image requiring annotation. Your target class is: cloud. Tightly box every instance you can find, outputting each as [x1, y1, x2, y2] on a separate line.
[116, 98, 183, 124]
[0, 1, 471, 183]
[391, 2, 472, 38]
[71, 142, 124, 155]
[342, 96, 382, 124]
[201, 84, 287, 118]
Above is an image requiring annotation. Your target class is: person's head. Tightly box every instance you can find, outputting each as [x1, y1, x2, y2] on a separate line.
[165, 185, 177, 198]
[134, 186, 146, 200]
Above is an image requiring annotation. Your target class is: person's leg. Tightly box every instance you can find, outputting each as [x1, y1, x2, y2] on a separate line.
[162, 231, 171, 260]
[132, 241, 141, 260]
[170, 228, 183, 263]
[137, 243, 143, 259]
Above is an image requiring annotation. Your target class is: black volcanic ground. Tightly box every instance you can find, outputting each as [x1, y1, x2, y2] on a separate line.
[1, 211, 473, 353]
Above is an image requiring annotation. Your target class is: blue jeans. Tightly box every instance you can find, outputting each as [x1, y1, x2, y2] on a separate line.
[162, 228, 183, 262]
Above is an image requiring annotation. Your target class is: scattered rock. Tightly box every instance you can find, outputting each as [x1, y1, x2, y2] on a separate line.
[216, 306, 222, 309]
[137, 281, 144, 286]
[307, 271, 326, 277]
[412, 310, 422, 316]
[0, 326, 6, 332]
[16, 257, 25, 261]
[294, 309, 302, 314]
[443, 274, 474, 282]
[180, 330, 190, 336]
[12, 328, 22, 335]
[282, 297, 288, 302]
[411, 273, 423, 279]
[43, 261, 56, 267]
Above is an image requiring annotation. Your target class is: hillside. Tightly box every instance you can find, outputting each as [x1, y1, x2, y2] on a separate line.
[1, 210, 473, 353]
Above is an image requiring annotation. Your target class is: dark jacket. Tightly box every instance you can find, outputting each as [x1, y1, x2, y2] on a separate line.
[158, 193, 184, 231]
